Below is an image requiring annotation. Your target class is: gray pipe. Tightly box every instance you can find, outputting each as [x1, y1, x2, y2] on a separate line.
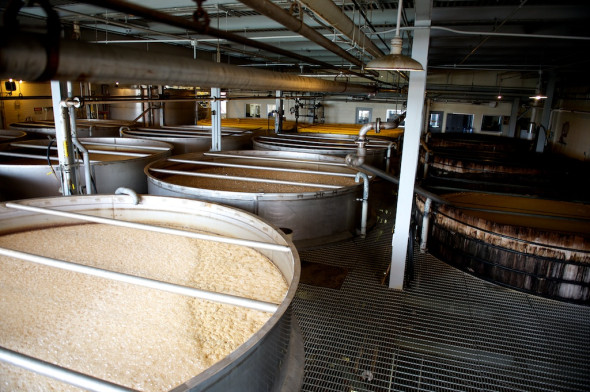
[419, 197, 432, 253]
[0, 34, 376, 95]
[0, 246, 279, 313]
[5, 202, 291, 253]
[148, 168, 343, 189]
[298, 0, 385, 58]
[0, 347, 136, 392]
[345, 118, 399, 167]
[61, 92, 92, 195]
[355, 172, 370, 238]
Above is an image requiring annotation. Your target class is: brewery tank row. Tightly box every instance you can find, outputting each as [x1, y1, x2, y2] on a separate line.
[2, 117, 589, 391]
[0, 118, 394, 391]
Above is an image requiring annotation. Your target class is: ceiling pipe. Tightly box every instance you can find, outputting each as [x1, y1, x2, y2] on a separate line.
[298, 0, 385, 59]
[76, 0, 371, 79]
[235, 0, 377, 75]
[0, 33, 376, 95]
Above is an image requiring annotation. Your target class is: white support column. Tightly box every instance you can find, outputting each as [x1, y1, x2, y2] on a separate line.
[211, 87, 222, 151]
[507, 97, 520, 137]
[389, 23, 431, 290]
[275, 90, 283, 133]
[536, 75, 556, 152]
[50, 80, 77, 196]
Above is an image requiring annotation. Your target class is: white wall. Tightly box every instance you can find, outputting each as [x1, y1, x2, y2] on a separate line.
[549, 100, 590, 160]
[0, 80, 54, 127]
[429, 101, 513, 135]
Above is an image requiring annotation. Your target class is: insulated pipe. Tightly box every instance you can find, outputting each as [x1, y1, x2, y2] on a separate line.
[299, 0, 385, 58]
[75, 0, 372, 80]
[236, 0, 376, 74]
[355, 172, 370, 238]
[0, 33, 376, 95]
[419, 197, 432, 253]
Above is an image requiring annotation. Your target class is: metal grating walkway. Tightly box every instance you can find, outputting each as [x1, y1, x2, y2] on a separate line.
[292, 207, 590, 392]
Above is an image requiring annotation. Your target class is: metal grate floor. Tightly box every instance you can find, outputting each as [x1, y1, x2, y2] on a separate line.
[292, 207, 590, 392]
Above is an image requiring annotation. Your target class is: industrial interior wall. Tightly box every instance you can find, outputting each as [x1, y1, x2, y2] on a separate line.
[0, 81, 54, 128]
[226, 97, 408, 125]
[428, 101, 513, 135]
[549, 99, 590, 161]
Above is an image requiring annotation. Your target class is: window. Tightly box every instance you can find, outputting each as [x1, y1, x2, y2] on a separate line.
[356, 107, 372, 124]
[386, 109, 405, 127]
[445, 113, 474, 133]
[267, 104, 276, 117]
[245, 103, 261, 118]
[428, 111, 444, 132]
[481, 115, 502, 133]
[220, 92, 227, 118]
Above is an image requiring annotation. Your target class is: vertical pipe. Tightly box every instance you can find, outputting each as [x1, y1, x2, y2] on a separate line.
[158, 85, 165, 127]
[211, 87, 222, 151]
[355, 172, 370, 238]
[275, 90, 283, 134]
[50, 80, 76, 195]
[419, 198, 431, 253]
[389, 22, 430, 290]
[66, 82, 92, 194]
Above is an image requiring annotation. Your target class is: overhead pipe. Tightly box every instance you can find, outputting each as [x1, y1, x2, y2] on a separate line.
[236, 0, 378, 76]
[298, 0, 385, 58]
[75, 0, 372, 80]
[0, 33, 376, 95]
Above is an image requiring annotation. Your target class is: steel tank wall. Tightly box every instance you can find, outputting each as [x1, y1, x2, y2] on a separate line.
[253, 133, 392, 170]
[120, 125, 258, 154]
[109, 86, 196, 125]
[146, 150, 368, 245]
[415, 193, 590, 304]
[0, 129, 28, 144]
[9, 120, 123, 137]
[0, 194, 303, 392]
[0, 138, 172, 201]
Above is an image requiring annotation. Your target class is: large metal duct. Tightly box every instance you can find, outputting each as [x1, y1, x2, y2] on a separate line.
[236, 0, 373, 73]
[0, 33, 376, 95]
[298, 0, 385, 59]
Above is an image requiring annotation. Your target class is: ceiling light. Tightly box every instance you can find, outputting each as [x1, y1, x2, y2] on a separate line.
[365, 0, 423, 72]
[529, 94, 547, 100]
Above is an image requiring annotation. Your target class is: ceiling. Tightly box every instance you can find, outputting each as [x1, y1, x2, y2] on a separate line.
[2, 0, 590, 100]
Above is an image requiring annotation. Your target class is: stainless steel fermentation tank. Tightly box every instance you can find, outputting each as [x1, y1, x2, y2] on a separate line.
[0, 194, 303, 391]
[9, 119, 129, 137]
[146, 150, 373, 246]
[120, 125, 262, 154]
[0, 129, 28, 144]
[0, 137, 172, 200]
[253, 133, 395, 171]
